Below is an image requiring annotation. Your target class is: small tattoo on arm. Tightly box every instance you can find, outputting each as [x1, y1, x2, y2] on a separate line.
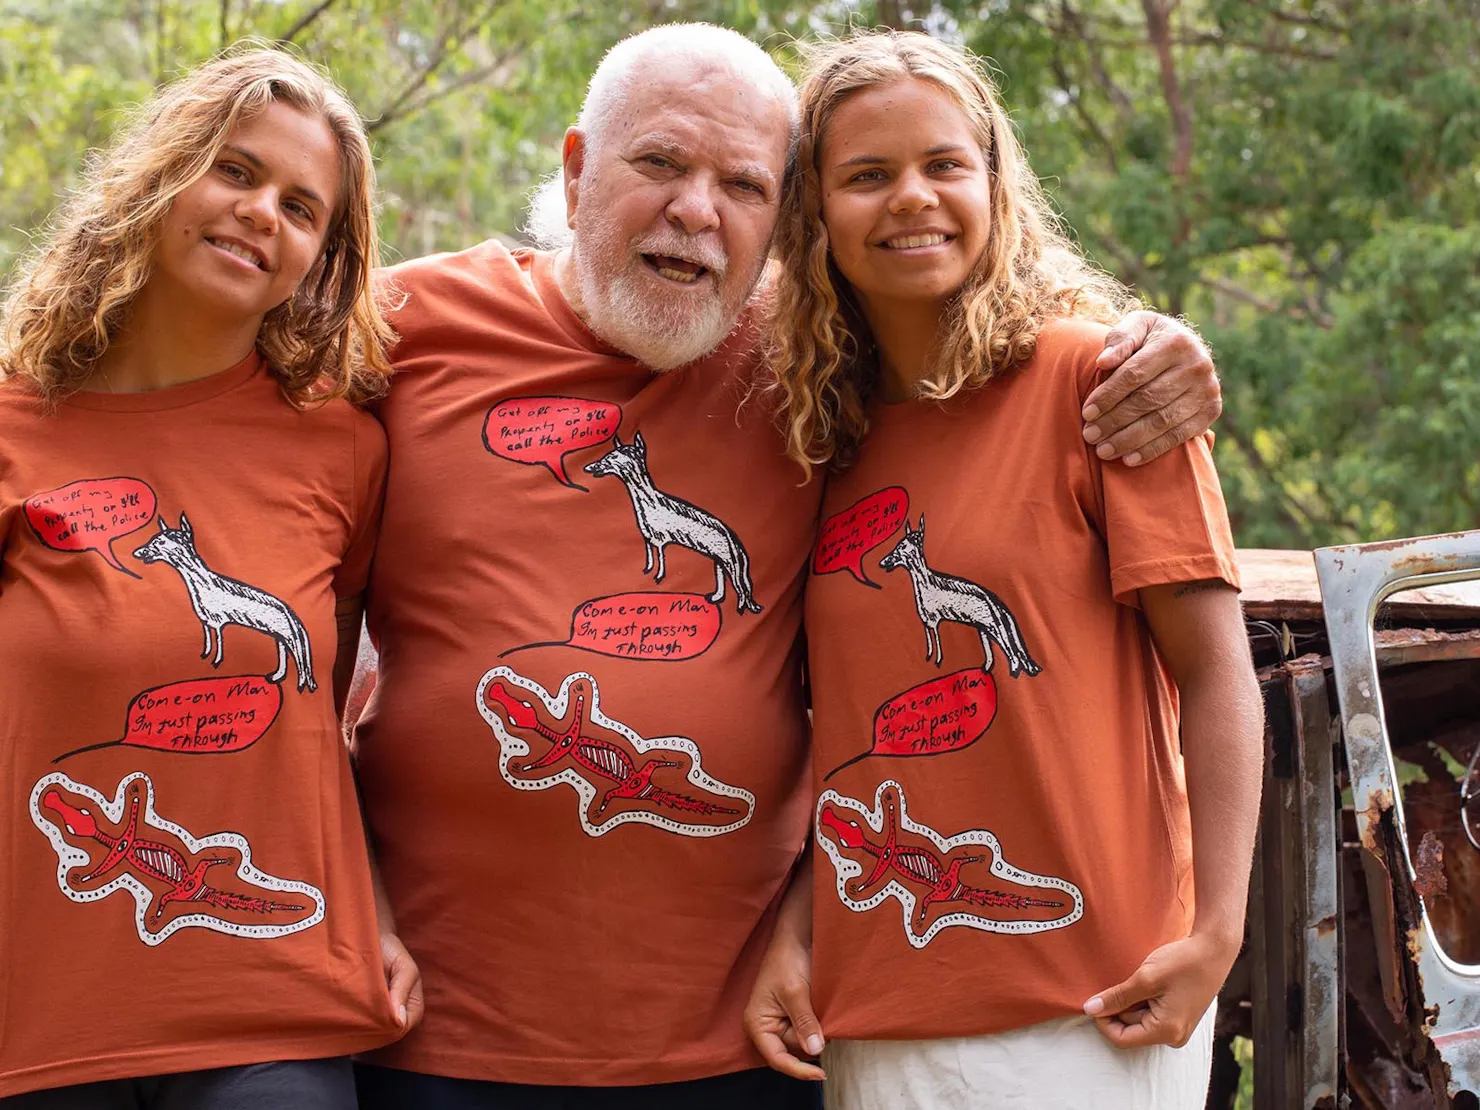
[1173, 580, 1227, 599]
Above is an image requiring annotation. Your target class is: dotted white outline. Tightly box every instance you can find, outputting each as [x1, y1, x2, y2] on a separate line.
[29, 771, 325, 945]
[475, 666, 754, 838]
[816, 779, 1084, 948]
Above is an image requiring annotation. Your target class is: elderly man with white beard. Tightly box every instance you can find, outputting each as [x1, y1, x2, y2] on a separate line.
[349, 22, 1225, 1110]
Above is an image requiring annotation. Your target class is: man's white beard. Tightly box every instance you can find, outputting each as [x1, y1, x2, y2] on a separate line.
[577, 261, 735, 371]
[572, 218, 753, 372]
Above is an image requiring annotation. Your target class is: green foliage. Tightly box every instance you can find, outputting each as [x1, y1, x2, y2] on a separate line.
[2, 0, 1475, 548]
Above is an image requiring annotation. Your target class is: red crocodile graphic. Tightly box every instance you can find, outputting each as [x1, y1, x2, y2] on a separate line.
[41, 782, 306, 924]
[819, 784, 1063, 935]
[485, 678, 740, 819]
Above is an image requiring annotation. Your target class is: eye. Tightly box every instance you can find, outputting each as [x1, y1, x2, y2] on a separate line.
[284, 198, 315, 222]
[731, 179, 765, 197]
[217, 161, 249, 182]
[928, 158, 964, 173]
[643, 154, 677, 171]
[847, 168, 887, 184]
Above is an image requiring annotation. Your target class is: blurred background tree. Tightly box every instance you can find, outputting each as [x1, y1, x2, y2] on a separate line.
[3, 0, 1477, 549]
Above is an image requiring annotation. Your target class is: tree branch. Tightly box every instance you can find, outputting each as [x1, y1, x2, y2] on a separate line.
[1216, 410, 1337, 541]
[1142, 0, 1193, 181]
[370, 3, 504, 133]
[276, 0, 338, 46]
[1044, 32, 1119, 174]
[1197, 275, 1334, 327]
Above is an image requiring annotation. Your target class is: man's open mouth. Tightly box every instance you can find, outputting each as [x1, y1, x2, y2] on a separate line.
[643, 254, 708, 284]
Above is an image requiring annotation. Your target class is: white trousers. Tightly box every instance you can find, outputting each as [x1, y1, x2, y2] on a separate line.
[822, 1003, 1216, 1110]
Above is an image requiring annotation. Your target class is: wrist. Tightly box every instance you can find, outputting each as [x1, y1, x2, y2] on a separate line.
[1191, 918, 1244, 956]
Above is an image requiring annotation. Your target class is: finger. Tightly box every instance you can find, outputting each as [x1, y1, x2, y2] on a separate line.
[1092, 311, 1156, 376]
[1084, 968, 1156, 1018]
[753, 1030, 827, 1082]
[1118, 417, 1213, 466]
[403, 966, 426, 1031]
[780, 982, 826, 1057]
[1090, 390, 1203, 459]
[387, 955, 418, 1027]
[1095, 1014, 1167, 1049]
[1096, 1010, 1188, 1050]
[1083, 355, 1193, 441]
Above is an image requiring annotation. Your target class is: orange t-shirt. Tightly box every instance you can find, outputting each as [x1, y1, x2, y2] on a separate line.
[0, 354, 400, 1096]
[805, 319, 1240, 1041]
[353, 242, 820, 1085]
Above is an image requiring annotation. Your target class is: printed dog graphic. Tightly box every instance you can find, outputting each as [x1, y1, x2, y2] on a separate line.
[880, 514, 1040, 677]
[584, 432, 762, 614]
[133, 514, 316, 691]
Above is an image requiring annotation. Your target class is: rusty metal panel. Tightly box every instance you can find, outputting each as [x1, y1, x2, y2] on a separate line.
[1250, 661, 1343, 1109]
[1316, 529, 1480, 1099]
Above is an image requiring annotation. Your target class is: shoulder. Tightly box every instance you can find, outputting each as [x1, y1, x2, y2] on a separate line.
[1024, 316, 1112, 403]
[379, 239, 529, 302]
[379, 240, 535, 323]
[0, 376, 47, 440]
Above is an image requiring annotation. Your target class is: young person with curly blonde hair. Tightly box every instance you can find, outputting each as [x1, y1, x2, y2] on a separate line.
[0, 46, 418, 1107]
[745, 31, 1263, 1109]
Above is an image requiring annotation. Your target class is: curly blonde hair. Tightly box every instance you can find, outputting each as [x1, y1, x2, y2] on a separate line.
[767, 31, 1134, 475]
[0, 43, 394, 407]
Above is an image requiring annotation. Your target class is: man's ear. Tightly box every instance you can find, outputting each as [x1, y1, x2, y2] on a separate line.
[562, 127, 587, 230]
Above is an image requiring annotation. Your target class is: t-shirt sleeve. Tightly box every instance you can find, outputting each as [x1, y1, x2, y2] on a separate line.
[1096, 431, 1240, 607]
[1051, 320, 1239, 608]
[333, 411, 389, 599]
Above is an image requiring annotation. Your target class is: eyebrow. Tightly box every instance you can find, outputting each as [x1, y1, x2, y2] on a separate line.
[628, 135, 778, 191]
[220, 144, 329, 212]
[836, 143, 972, 168]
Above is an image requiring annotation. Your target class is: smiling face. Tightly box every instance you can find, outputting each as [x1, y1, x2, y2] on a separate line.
[565, 58, 791, 369]
[819, 78, 991, 323]
[149, 100, 342, 329]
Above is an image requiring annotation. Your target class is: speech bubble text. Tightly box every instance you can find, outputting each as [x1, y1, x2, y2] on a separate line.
[825, 668, 997, 780]
[502, 592, 722, 662]
[482, 396, 623, 489]
[813, 486, 909, 588]
[53, 676, 284, 763]
[24, 477, 157, 577]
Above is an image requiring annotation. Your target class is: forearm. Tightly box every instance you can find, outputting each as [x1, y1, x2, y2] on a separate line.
[1179, 654, 1264, 944]
[332, 594, 365, 720]
[1141, 582, 1264, 946]
[771, 849, 814, 952]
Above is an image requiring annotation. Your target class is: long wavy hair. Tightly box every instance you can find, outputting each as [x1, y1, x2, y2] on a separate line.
[767, 31, 1133, 476]
[0, 44, 394, 407]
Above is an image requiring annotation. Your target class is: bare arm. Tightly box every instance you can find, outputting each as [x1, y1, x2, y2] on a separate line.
[1084, 580, 1263, 1046]
[1083, 312, 1223, 466]
[335, 604, 425, 1032]
[333, 594, 365, 721]
[743, 851, 826, 1081]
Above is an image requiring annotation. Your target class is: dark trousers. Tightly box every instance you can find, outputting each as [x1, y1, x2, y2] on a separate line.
[354, 1063, 822, 1110]
[0, 1058, 355, 1110]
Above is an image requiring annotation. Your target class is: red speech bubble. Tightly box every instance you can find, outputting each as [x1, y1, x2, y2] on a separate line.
[502, 592, 722, 662]
[24, 477, 157, 577]
[825, 668, 997, 781]
[813, 486, 909, 588]
[53, 676, 284, 762]
[482, 396, 623, 489]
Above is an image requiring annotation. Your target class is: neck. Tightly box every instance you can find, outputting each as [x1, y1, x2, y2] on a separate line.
[87, 279, 262, 394]
[860, 295, 947, 404]
[552, 246, 589, 326]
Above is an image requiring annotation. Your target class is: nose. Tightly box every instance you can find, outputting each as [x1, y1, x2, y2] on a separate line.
[664, 176, 721, 236]
[234, 187, 280, 235]
[888, 168, 939, 215]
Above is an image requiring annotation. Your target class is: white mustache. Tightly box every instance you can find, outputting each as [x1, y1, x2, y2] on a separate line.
[633, 233, 727, 278]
